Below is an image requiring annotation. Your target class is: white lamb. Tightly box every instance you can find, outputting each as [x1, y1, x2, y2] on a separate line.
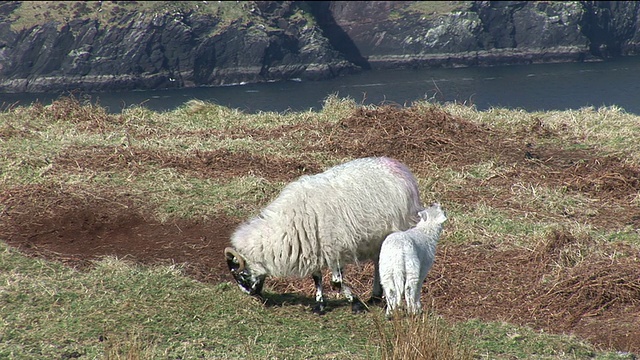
[379, 203, 447, 318]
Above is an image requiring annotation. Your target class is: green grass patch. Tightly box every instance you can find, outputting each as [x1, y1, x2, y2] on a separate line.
[136, 170, 282, 220]
[455, 319, 634, 359]
[405, 1, 472, 16]
[7, 1, 249, 32]
[439, 103, 640, 164]
[1, 242, 633, 359]
[0, 243, 376, 359]
[444, 203, 548, 246]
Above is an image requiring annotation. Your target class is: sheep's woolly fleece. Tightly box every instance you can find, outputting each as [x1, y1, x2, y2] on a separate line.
[2, 100, 639, 353]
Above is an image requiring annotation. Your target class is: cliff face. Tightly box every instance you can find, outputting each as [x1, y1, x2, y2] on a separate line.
[0, 1, 639, 93]
[0, 1, 357, 93]
[322, 1, 640, 69]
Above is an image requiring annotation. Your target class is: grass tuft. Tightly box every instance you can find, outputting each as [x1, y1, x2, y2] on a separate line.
[373, 311, 474, 360]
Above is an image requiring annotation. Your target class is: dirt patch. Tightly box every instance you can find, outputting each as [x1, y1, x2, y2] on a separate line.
[52, 145, 322, 182]
[421, 232, 640, 353]
[2, 104, 640, 353]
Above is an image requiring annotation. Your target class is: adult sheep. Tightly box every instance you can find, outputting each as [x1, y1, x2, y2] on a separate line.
[224, 156, 423, 314]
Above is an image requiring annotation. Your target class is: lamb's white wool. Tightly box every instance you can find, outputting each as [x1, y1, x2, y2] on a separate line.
[226, 156, 423, 313]
[379, 203, 447, 317]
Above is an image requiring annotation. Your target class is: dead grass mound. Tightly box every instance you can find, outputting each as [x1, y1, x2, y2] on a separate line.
[318, 106, 494, 168]
[533, 256, 640, 326]
[26, 96, 125, 131]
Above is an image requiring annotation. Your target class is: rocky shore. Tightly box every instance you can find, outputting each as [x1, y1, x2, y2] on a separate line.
[0, 1, 639, 93]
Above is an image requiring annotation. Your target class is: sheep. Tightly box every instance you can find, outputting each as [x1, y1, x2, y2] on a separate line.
[224, 156, 423, 314]
[379, 203, 447, 318]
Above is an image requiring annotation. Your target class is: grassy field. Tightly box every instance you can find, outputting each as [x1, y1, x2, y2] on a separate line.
[0, 243, 630, 359]
[1, 95, 639, 359]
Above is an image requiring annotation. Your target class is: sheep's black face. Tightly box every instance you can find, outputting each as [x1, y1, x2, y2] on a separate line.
[225, 249, 265, 297]
[231, 269, 265, 297]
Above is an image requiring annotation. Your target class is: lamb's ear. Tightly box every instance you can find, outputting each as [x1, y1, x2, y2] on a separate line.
[426, 203, 447, 224]
[224, 247, 246, 273]
[418, 209, 430, 222]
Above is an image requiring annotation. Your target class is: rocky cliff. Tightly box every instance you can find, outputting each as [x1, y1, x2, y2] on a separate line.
[1, 1, 639, 93]
[0, 1, 357, 93]
[317, 1, 640, 69]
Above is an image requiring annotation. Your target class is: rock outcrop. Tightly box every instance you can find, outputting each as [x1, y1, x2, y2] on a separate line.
[318, 1, 640, 69]
[0, 1, 639, 93]
[0, 1, 357, 93]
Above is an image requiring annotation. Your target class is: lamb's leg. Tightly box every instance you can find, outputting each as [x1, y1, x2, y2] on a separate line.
[384, 287, 398, 319]
[331, 268, 367, 314]
[367, 256, 384, 306]
[312, 271, 327, 315]
[405, 282, 423, 316]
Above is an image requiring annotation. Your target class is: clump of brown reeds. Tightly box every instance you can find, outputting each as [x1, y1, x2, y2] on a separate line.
[25, 95, 123, 131]
[373, 311, 474, 360]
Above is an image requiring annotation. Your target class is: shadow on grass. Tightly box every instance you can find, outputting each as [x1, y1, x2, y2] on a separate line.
[261, 292, 353, 314]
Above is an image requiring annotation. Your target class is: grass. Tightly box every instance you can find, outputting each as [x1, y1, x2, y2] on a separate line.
[7, 1, 251, 32]
[0, 243, 374, 359]
[375, 312, 474, 360]
[405, 1, 473, 15]
[388, 1, 472, 21]
[440, 104, 640, 163]
[7, 1, 319, 40]
[457, 319, 601, 359]
[1, 95, 639, 358]
[1, 242, 633, 360]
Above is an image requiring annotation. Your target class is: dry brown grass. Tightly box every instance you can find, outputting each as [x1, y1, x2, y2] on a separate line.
[374, 312, 474, 360]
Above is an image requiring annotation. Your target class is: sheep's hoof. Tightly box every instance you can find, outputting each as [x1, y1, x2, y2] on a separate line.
[351, 299, 368, 314]
[366, 296, 384, 307]
[312, 302, 327, 315]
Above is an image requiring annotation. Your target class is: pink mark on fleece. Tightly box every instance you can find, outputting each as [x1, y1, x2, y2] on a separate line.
[380, 157, 421, 202]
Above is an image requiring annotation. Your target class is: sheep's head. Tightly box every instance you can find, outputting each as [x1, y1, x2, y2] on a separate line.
[224, 247, 265, 297]
[418, 203, 447, 226]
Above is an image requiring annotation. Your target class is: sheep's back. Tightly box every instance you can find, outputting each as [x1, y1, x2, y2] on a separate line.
[233, 157, 422, 277]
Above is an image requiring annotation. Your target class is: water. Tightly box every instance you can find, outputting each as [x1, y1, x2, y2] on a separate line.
[2, 56, 640, 115]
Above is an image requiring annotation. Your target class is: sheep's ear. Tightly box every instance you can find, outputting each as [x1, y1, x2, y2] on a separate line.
[425, 204, 447, 224]
[224, 247, 246, 273]
[434, 211, 447, 224]
[433, 207, 447, 224]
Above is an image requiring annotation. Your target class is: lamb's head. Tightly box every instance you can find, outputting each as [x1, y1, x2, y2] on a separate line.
[224, 247, 266, 297]
[417, 203, 447, 227]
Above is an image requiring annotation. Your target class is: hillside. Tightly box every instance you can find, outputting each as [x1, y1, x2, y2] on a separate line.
[1, 1, 639, 92]
[1, 97, 639, 357]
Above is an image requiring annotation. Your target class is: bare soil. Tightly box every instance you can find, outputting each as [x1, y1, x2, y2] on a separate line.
[2, 105, 639, 353]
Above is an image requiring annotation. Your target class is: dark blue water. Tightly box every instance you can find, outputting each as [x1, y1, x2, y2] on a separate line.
[2, 56, 640, 115]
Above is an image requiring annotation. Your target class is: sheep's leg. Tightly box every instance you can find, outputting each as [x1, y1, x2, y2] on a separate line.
[384, 287, 398, 319]
[405, 282, 423, 316]
[367, 257, 384, 306]
[331, 268, 367, 314]
[312, 271, 327, 315]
